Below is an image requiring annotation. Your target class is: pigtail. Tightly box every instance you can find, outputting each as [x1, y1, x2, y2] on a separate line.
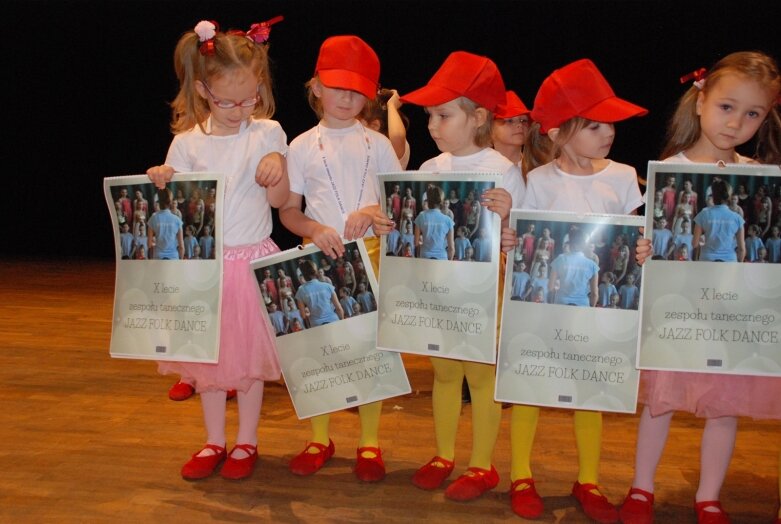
[659, 87, 701, 160]
[171, 32, 211, 134]
[522, 122, 554, 175]
[754, 106, 781, 164]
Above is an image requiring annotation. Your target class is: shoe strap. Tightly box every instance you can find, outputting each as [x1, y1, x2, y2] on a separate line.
[229, 443, 257, 457]
[357, 446, 382, 457]
[695, 500, 724, 513]
[304, 441, 331, 453]
[511, 477, 536, 492]
[427, 455, 455, 469]
[627, 486, 654, 503]
[199, 443, 226, 455]
[577, 482, 608, 499]
[464, 465, 494, 477]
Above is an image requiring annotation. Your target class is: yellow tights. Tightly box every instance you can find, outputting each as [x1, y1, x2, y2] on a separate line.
[511, 405, 602, 485]
[430, 357, 501, 469]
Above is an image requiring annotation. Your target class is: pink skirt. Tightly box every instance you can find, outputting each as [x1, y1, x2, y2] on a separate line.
[158, 239, 282, 392]
[640, 370, 781, 419]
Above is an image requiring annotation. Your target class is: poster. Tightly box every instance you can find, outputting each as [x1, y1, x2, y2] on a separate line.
[251, 240, 410, 419]
[376, 172, 502, 364]
[104, 173, 223, 362]
[495, 210, 644, 413]
[638, 161, 781, 376]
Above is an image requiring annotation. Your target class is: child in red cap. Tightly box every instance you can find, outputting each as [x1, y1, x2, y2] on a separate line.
[492, 90, 532, 172]
[279, 35, 402, 482]
[501, 58, 647, 522]
[375, 50, 520, 502]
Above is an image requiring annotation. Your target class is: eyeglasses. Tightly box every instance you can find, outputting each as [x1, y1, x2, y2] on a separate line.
[500, 117, 530, 127]
[201, 82, 260, 109]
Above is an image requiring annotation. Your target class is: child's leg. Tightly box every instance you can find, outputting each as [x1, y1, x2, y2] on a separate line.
[233, 380, 263, 457]
[574, 410, 602, 485]
[199, 389, 227, 454]
[510, 405, 540, 480]
[358, 400, 382, 449]
[463, 361, 501, 469]
[431, 356, 465, 461]
[309, 413, 331, 446]
[630, 406, 673, 493]
[695, 415, 737, 503]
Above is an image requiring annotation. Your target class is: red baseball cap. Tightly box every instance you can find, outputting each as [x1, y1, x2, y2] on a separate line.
[315, 35, 380, 100]
[401, 51, 506, 112]
[494, 90, 531, 119]
[531, 59, 647, 134]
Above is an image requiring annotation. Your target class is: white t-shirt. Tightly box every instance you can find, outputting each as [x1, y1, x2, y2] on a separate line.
[419, 148, 525, 208]
[165, 117, 287, 247]
[664, 151, 754, 165]
[288, 122, 402, 236]
[523, 160, 643, 213]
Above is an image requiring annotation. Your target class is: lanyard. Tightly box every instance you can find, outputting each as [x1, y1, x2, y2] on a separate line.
[315, 123, 371, 217]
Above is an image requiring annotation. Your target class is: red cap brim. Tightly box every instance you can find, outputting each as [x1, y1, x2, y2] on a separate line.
[580, 96, 648, 123]
[400, 84, 461, 107]
[319, 69, 377, 100]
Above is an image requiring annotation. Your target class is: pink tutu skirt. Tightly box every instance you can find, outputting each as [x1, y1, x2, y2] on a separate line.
[640, 369, 781, 419]
[158, 239, 282, 392]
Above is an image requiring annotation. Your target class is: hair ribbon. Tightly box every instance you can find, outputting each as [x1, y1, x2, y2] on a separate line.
[246, 16, 284, 44]
[195, 20, 219, 56]
[679, 67, 707, 89]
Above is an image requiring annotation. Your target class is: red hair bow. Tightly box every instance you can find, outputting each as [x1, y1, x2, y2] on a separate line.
[679, 67, 707, 87]
[246, 15, 284, 44]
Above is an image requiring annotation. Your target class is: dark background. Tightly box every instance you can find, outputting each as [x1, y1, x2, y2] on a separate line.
[6, 0, 779, 260]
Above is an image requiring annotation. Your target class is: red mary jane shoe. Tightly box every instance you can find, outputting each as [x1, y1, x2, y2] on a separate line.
[289, 440, 335, 476]
[181, 443, 226, 480]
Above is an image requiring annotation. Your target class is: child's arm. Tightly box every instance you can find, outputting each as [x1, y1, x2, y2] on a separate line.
[331, 292, 345, 320]
[692, 223, 703, 261]
[386, 90, 407, 160]
[372, 209, 395, 236]
[176, 228, 185, 260]
[589, 274, 599, 307]
[481, 188, 512, 228]
[736, 227, 746, 262]
[447, 228, 455, 260]
[256, 152, 290, 208]
[279, 192, 345, 259]
[147, 165, 175, 189]
[501, 227, 519, 253]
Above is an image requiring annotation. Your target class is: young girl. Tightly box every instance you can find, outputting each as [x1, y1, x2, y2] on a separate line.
[620, 51, 781, 524]
[501, 58, 647, 521]
[278, 35, 401, 482]
[491, 90, 531, 170]
[361, 88, 411, 169]
[146, 18, 287, 481]
[375, 50, 519, 502]
[660, 176, 677, 223]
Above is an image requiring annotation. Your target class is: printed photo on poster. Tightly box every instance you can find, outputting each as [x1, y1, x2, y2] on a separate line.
[251, 240, 410, 419]
[496, 210, 643, 413]
[381, 178, 497, 262]
[104, 173, 223, 362]
[108, 179, 219, 261]
[639, 162, 781, 376]
[377, 172, 502, 364]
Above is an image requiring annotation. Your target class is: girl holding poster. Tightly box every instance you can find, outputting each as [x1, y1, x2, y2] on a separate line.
[620, 51, 781, 524]
[501, 58, 647, 521]
[146, 18, 288, 481]
[279, 35, 401, 482]
[376, 51, 519, 502]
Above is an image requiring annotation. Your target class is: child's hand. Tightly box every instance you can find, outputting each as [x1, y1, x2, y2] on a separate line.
[372, 209, 395, 236]
[311, 224, 345, 259]
[344, 209, 374, 240]
[256, 152, 286, 187]
[147, 165, 175, 189]
[481, 188, 512, 222]
[635, 229, 653, 265]
[501, 226, 519, 253]
[387, 89, 402, 110]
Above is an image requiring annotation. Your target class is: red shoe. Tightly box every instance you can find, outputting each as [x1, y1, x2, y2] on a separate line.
[169, 381, 195, 401]
[181, 443, 226, 480]
[510, 477, 544, 519]
[444, 465, 499, 501]
[572, 482, 619, 523]
[411, 456, 455, 490]
[226, 389, 237, 400]
[354, 446, 385, 482]
[289, 440, 334, 476]
[619, 487, 654, 524]
[694, 500, 730, 524]
[220, 443, 258, 480]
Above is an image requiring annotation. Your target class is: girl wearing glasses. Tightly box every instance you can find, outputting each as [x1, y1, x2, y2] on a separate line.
[146, 18, 288, 482]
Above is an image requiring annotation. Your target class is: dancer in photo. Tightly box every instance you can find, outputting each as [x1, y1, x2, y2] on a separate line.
[148, 188, 184, 260]
[549, 228, 599, 307]
[146, 18, 287, 481]
[415, 185, 454, 260]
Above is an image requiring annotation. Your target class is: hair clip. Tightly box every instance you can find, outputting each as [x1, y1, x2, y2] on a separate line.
[246, 15, 284, 44]
[679, 67, 707, 90]
[195, 20, 219, 56]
